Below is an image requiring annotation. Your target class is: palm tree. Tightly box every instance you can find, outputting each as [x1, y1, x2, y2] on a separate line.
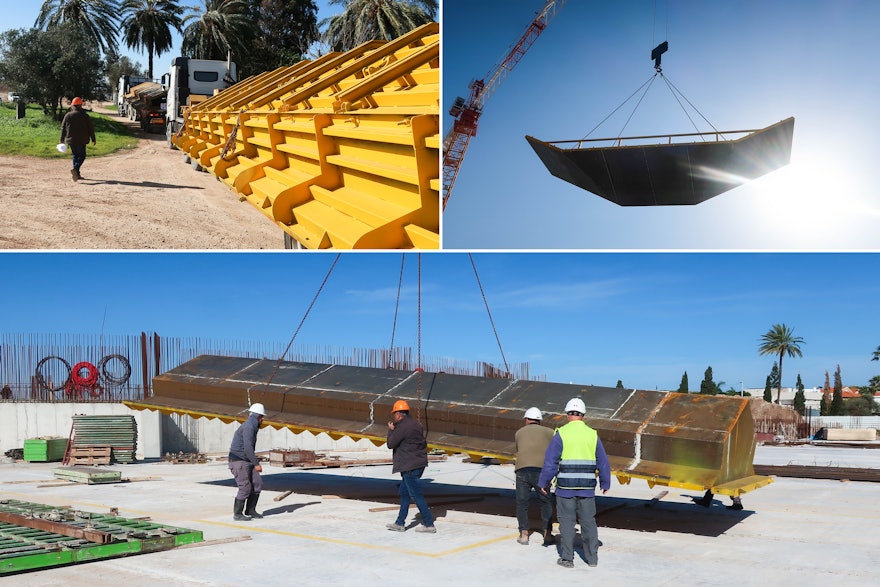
[757, 324, 805, 405]
[35, 0, 121, 55]
[181, 0, 255, 62]
[872, 345, 880, 361]
[323, 0, 438, 52]
[120, 0, 184, 79]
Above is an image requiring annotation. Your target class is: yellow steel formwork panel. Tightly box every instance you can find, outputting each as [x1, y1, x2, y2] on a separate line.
[172, 23, 439, 249]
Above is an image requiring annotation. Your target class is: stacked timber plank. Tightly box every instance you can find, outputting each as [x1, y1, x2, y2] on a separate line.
[69, 415, 137, 464]
[172, 22, 439, 249]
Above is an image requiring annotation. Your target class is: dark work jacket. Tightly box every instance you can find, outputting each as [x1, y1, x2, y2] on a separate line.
[60, 107, 96, 146]
[228, 412, 261, 465]
[387, 414, 428, 474]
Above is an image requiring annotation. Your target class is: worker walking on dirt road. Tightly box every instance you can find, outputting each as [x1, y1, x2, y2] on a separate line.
[539, 398, 611, 569]
[386, 399, 437, 533]
[59, 97, 95, 181]
[515, 407, 555, 545]
[228, 403, 266, 521]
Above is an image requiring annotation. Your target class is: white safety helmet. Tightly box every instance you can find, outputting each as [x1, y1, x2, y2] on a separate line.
[564, 398, 586, 415]
[249, 403, 266, 416]
[524, 407, 543, 420]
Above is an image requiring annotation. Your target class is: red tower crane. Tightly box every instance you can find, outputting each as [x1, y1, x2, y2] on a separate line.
[442, 0, 567, 210]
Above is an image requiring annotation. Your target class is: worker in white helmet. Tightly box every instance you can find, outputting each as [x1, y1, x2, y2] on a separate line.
[538, 397, 610, 569]
[228, 403, 266, 521]
[514, 407, 555, 545]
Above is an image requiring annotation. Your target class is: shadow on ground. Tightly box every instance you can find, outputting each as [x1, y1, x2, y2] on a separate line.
[201, 469, 750, 537]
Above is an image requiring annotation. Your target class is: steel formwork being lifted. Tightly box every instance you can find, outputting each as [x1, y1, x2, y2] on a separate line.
[172, 23, 440, 249]
[526, 117, 795, 206]
[126, 355, 772, 497]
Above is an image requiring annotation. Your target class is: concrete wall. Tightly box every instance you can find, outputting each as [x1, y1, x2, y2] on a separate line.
[0, 403, 386, 461]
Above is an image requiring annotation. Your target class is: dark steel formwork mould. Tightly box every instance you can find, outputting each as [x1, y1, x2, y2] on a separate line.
[525, 117, 794, 205]
[126, 355, 771, 496]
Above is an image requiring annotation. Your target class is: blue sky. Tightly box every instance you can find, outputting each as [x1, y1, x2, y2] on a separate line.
[2, 252, 878, 391]
[442, 0, 880, 249]
[4, 1, 336, 73]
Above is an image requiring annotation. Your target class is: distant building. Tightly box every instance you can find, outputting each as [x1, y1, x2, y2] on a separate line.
[743, 386, 877, 416]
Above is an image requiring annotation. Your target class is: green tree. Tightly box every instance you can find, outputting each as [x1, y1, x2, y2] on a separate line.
[872, 345, 880, 362]
[323, 0, 437, 52]
[120, 0, 184, 79]
[240, 0, 320, 78]
[35, 0, 121, 55]
[700, 366, 716, 395]
[830, 364, 844, 416]
[105, 54, 145, 93]
[768, 362, 780, 391]
[819, 370, 831, 416]
[677, 371, 688, 393]
[864, 375, 880, 415]
[758, 323, 805, 405]
[793, 373, 806, 415]
[763, 375, 772, 403]
[0, 25, 104, 119]
[615, 379, 624, 389]
[181, 0, 257, 62]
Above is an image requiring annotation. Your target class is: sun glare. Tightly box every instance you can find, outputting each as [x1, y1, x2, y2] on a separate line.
[750, 150, 874, 246]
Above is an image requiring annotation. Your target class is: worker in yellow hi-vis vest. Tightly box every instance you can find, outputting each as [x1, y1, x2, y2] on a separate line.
[539, 398, 610, 569]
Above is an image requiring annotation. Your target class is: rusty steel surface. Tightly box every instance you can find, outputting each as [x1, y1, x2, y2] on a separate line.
[525, 117, 794, 205]
[0, 511, 112, 544]
[127, 355, 770, 495]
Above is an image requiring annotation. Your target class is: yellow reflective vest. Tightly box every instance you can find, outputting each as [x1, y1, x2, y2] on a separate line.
[556, 420, 598, 490]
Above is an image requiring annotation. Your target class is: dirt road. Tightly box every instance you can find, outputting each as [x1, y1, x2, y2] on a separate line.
[0, 104, 282, 249]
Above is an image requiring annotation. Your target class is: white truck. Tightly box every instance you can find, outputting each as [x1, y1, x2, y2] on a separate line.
[117, 74, 151, 118]
[163, 57, 237, 147]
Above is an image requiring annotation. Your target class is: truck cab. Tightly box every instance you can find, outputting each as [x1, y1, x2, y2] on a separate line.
[164, 58, 237, 144]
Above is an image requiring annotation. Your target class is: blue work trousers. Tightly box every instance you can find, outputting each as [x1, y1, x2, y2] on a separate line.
[69, 143, 87, 172]
[395, 467, 434, 527]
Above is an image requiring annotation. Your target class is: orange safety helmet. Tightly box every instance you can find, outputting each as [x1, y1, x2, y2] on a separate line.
[391, 400, 410, 413]
[71, 97, 83, 106]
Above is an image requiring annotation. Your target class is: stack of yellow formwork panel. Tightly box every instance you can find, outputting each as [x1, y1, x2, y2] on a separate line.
[172, 22, 439, 249]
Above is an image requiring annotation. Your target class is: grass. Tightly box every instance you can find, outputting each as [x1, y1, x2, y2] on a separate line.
[0, 102, 138, 158]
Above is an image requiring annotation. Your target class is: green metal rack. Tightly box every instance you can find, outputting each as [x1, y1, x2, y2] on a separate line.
[0, 499, 203, 575]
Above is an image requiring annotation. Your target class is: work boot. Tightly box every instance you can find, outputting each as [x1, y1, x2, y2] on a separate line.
[245, 493, 263, 519]
[71, 169, 80, 181]
[233, 498, 251, 521]
[542, 529, 555, 546]
[517, 530, 529, 545]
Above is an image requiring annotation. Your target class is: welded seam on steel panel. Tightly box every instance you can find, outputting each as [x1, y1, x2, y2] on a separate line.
[486, 378, 520, 406]
[626, 390, 673, 471]
[363, 370, 420, 431]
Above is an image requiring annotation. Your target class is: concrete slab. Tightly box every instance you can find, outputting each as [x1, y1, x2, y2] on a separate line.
[2, 445, 878, 586]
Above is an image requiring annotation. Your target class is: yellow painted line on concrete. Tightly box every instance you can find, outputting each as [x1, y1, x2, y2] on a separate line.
[198, 518, 516, 558]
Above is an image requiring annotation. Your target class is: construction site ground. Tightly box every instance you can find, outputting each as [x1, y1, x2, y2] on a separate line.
[0, 103, 281, 249]
[1, 444, 877, 586]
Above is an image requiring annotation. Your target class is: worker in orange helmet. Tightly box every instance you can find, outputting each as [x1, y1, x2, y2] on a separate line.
[385, 399, 436, 533]
[59, 97, 96, 181]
